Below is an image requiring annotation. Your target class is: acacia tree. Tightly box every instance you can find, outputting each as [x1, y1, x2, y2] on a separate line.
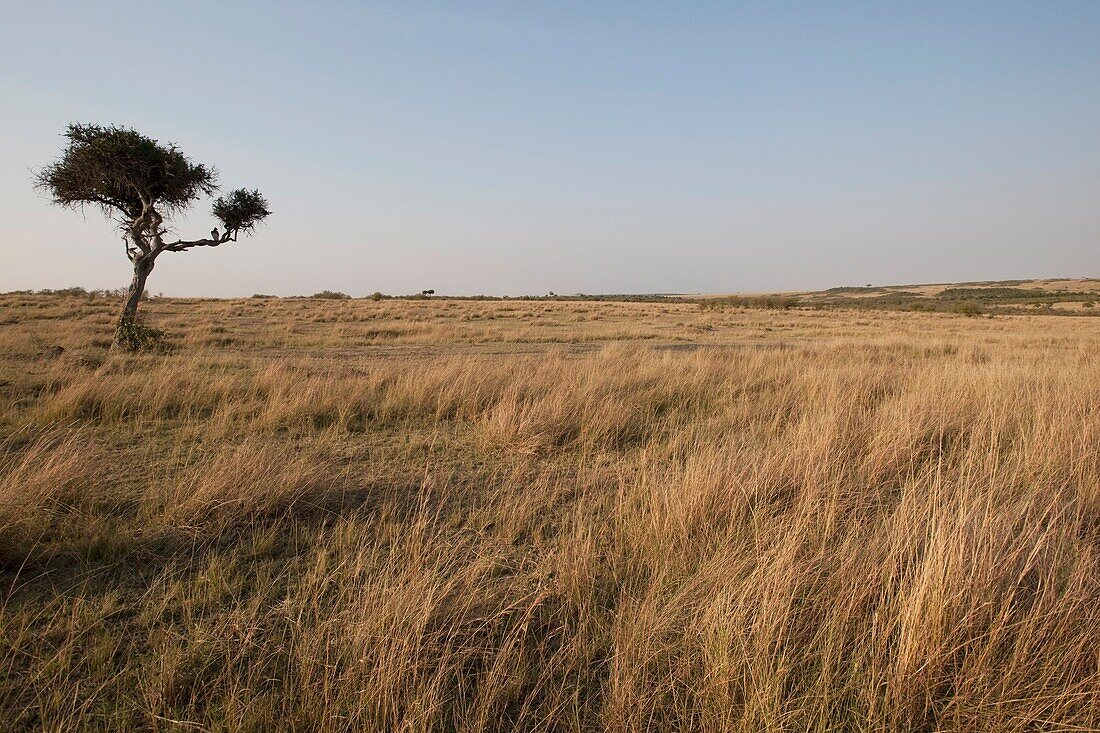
[35, 124, 271, 348]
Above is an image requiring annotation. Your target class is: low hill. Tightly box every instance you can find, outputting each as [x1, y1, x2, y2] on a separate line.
[701, 277, 1100, 315]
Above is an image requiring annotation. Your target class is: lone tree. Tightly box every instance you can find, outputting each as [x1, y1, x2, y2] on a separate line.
[35, 124, 271, 348]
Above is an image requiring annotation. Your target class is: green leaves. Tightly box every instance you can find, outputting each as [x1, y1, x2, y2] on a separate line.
[212, 188, 272, 235]
[36, 124, 217, 219]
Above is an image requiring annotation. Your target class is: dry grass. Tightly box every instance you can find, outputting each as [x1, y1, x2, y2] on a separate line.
[1, 292, 1098, 731]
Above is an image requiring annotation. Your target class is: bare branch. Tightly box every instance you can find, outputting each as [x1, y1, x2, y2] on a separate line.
[123, 235, 141, 263]
[157, 230, 236, 254]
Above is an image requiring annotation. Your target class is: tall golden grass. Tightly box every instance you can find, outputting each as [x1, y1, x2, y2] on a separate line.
[0, 293, 1097, 731]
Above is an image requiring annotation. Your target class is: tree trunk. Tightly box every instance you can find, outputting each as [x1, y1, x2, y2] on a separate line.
[112, 257, 154, 348]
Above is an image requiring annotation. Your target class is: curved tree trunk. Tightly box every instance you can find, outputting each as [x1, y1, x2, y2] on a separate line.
[112, 257, 154, 349]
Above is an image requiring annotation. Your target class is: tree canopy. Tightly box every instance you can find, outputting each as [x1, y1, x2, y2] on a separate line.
[35, 124, 217, 221]
[212, 188, 271, 236]
[35, 123, 270, 243]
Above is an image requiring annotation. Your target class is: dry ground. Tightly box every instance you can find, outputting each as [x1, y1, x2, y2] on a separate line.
[0, 293, 1098, 732]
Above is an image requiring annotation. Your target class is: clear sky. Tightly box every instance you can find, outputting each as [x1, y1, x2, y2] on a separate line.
[1, 1, 1097, 296]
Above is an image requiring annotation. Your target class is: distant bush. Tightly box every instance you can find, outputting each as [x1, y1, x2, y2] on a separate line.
[32, 286, 129, 299]
[50, 287, 89, 297]
[311, 290, 351, 300]
[251, 293, 278, 299]
[822, 286, 885, 294]
[938, 287, 1041, 301]
[370, 291, 385, 301]
[949, 300, 984, 317]
[700, 295, 801, 311]
[938, 287, 1095, 307]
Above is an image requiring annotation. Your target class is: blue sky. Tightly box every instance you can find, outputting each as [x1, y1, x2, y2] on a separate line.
[1, 1, 1097, 296]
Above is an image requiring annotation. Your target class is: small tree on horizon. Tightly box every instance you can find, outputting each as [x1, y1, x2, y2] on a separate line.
[35, 124, 271, 348]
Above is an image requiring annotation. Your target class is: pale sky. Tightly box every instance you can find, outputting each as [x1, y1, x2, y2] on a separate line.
[1, 1, 1097, 296]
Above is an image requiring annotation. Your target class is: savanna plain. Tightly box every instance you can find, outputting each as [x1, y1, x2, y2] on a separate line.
[1, 290, 1098, 732]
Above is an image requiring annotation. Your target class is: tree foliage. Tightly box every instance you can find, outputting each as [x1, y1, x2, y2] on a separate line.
[35, 124, 217, 222]
[213, 189, 271, 235]
[35, 123, 270, 247]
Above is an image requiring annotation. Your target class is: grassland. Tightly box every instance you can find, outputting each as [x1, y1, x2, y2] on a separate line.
[1, 290, 1098, 731]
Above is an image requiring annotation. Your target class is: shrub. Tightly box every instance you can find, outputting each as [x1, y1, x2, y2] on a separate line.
[949, 300, 984, 317]
[113, 315, 168, 351]
[700, 295, 801, 311]
[311, 290, 351, 300]
[52, 286, 90, 297]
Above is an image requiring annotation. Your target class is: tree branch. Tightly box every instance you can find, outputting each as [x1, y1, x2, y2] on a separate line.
[157, 229, 236, 254]
[123, 235, 139, 262]
[127, 214, 153, 257]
